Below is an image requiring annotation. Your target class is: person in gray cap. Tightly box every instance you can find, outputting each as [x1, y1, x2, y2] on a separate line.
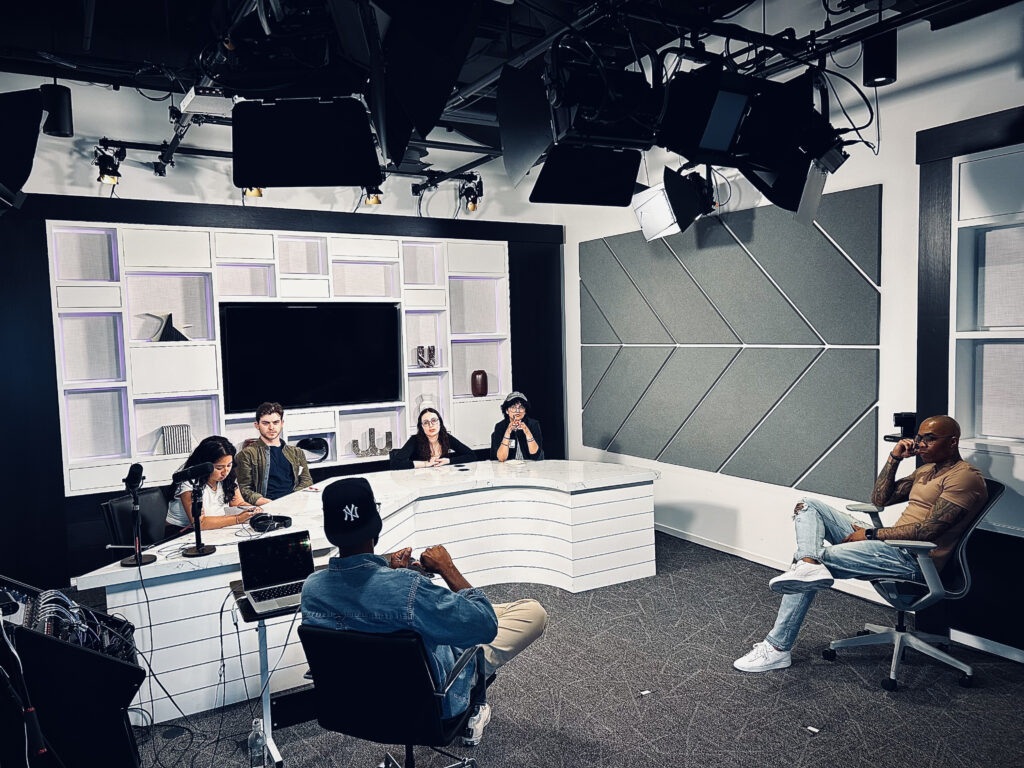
[490, 391, 544, 462]
[300, 477, 548, 746]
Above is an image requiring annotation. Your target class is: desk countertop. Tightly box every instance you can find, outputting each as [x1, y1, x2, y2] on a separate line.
[75, 460, 658, 591]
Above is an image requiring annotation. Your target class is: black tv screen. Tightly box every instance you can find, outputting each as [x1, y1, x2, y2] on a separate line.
[219, 302, 402, 414]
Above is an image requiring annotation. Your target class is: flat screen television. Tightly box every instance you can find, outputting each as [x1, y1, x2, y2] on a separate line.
[219, 301, 402, 414]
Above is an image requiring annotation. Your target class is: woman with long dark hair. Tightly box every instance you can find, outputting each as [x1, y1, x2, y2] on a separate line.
[390, 407, 476, 469]
[490, 392, 544, 462]
[165, 435, 261, 531]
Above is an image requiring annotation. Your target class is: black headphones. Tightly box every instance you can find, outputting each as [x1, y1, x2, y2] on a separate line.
[249, 513, 293, 533]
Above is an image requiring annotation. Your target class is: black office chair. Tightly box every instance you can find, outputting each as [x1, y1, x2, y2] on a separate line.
[823, 478, 1004, 690]
[297, 625, 484, 768]
[101, 487, 170, 548]
[389, 448, 405, 470]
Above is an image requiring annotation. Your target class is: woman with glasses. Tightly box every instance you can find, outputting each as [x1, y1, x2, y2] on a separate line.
[391, 407, 477, 469]
[491, 391, 544, 462]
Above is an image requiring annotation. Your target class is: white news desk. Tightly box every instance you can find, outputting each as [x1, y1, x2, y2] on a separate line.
[74, 460, 659, 723]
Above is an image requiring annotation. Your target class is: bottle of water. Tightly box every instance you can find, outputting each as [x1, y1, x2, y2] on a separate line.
[248, 718, 267, 768]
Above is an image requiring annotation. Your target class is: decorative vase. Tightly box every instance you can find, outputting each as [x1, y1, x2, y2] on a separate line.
[471, 370, 488, 397]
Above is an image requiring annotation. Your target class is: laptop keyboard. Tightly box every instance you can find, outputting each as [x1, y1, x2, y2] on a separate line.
[251, 582, 303, 602]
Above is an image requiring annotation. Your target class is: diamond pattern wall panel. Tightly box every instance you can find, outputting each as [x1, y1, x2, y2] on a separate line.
[579, 185, 883, 499]
[579, 239, 672, 343]
[659, 347, 821, 472]
[720, 349, 879, 486]
[664, 217, 820, 345]
[602, 231, 738, 343]
[607, 347, 740, 460]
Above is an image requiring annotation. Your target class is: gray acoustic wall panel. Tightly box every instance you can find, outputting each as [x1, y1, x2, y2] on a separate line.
[734, 204, 880, 345]
[602, 231, 738, 343]
[659, 347, 820, 472]
[721, 349, 879, 486]
[579, 239, 672, 343]
[581, 345, 619, 408]
[796, 409, 879, 502]
[813, 185, 882, 285]
[665, 217, 821, 345]
[607, 347, 739, 460]
[582, 346, 672, 450]
[580, 284, 620, 344]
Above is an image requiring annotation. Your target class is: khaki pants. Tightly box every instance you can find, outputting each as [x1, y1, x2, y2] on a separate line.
[480, 599, 548, 677]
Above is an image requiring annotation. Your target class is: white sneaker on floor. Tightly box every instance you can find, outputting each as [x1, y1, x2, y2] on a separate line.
[461, 703, 491, 746]
[769, 561, 834, 594]
[733, 641, 792, 672]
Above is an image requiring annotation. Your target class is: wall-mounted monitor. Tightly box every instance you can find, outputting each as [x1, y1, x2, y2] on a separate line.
[219, 301, 402, 414]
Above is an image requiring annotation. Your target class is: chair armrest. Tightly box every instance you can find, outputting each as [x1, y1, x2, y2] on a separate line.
[882, 540, 936, 551]
[436, 645, 482, 698]
[847, 503, 884, 528]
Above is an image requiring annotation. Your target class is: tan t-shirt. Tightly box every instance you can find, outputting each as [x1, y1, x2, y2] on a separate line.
[890, 460, 988, 570]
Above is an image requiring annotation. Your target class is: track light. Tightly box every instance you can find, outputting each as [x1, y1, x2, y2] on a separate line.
[243, 187, 263, 197]
[94, 146, 125, 185]
[862, 28, 898, 87]
[458, 174, 483, 212]
[40, 82, 74, 138]
[363, 184, 382, 205]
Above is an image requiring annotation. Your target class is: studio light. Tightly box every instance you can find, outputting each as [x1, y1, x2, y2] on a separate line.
[363, 184, 382, 205]
[40, 82, 74, 138]
[243, 187, 264, 197]
[94, 146, 126, 185]
[632, 167, 715, 241]
[458, 174, 482, 212]
[862, 28, 898, 87]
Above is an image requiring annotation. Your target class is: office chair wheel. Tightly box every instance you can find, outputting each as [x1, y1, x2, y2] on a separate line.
[821, 648, 837, 661]
[881, 678, 898, 692]
[959, 674, 973, 688]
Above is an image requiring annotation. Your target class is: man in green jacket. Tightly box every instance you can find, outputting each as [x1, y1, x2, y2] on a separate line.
[236, 402, 313, 505]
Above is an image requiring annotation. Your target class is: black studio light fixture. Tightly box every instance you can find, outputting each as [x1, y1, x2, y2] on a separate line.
[363, 183, 383, 205]
[94, 146, 126, 185]
[40, 81, 74, 137]
[632, 166, 715, 241]
[458, 174, 482, 212]
[862, 28, 898, 87]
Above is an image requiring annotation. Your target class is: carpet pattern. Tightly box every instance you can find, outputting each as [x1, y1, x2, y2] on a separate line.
[134, 533, 1024, 768]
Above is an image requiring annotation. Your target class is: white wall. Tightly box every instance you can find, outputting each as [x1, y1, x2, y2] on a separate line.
[558, 0, 1024, 600]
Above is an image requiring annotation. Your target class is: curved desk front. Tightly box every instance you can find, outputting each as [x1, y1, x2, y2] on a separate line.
[74, 460, 658, 723]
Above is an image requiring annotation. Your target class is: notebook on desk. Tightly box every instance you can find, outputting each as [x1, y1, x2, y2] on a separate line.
[239, 530, 315, 613]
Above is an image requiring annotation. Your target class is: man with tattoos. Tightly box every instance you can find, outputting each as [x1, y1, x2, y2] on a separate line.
[734, 415, 988, 673]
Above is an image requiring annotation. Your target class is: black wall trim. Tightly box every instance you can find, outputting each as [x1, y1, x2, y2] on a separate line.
[0, 194, 564, 587]
[916, 105, 1024, 164]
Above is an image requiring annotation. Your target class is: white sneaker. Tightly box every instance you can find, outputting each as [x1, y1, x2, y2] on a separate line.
[769, 561, 834, 594]
[733, 641, 792, 673]
[461, 703, 491, 746]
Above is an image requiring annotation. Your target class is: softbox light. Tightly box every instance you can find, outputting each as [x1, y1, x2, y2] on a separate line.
[529, 145, 642, 206]
[232, 98, 382, 188]
[0, 89, 44, 213]
[497, 65, 553, 187]
[632, 168, 714, 241]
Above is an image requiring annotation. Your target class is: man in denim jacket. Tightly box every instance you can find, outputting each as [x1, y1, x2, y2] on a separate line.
[301, 478, 547, 746]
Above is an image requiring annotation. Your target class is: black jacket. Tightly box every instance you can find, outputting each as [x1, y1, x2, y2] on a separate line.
[490, 417, 544, 461]
[390, 434, 477, 469]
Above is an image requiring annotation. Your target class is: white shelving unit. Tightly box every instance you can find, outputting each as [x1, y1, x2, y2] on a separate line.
[47, 222, 511, 494]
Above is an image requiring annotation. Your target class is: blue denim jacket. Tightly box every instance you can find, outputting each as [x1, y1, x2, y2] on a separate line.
[300, 554, 498, 718]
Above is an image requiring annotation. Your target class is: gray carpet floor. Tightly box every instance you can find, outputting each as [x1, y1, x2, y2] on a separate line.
[134, 533, 1024, 768]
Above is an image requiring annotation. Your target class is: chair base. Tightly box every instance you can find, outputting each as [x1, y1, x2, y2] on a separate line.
[381, 745, 478, 768]
[829, 622, 973, 682]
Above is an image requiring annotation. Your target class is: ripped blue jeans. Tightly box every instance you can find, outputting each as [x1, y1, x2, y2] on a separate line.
[766, 498, 923, 652]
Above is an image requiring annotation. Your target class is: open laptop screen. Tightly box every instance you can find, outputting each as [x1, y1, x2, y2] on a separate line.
[238, 530, 314, 591]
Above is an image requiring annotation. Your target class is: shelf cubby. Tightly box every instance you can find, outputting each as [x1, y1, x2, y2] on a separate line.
[52, 227, 119, 282]
[59, 313, 124, 383]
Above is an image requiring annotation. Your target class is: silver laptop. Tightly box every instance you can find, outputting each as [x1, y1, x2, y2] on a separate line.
[239, 530, 315, 613]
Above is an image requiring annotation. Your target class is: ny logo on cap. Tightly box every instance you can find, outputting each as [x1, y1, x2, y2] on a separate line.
[343, 503, 359, 521]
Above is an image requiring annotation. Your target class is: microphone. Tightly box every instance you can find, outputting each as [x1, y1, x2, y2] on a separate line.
[122, 463, 144, 492]
[172, 462, 214, 485]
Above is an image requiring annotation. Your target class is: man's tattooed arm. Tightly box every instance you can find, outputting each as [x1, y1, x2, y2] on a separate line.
[876, 496, 969, 542]
[870, 455, 915, 507]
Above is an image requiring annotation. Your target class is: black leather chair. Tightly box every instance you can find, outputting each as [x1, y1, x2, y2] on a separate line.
[823, 478, 1005, 690]
[101, 487, 170, 548]
[297, 625, 484, 768]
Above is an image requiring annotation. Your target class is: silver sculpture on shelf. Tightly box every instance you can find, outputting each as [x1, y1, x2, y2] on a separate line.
[352, 427, 394, 458]
[416, 345, 437, 368]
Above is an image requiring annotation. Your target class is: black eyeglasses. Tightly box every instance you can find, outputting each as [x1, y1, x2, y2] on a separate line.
[421, 418, 440, 427]
[913, 433, 953, 446]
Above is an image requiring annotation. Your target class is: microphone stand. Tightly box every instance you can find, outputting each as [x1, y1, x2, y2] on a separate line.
[119, 482, 157, 567]
[181, 479, 217, 558]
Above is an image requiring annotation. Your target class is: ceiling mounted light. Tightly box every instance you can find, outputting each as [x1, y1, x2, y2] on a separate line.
[243, 187, 263, 197]
[458, 174, 483, 212]
[94, 146, 125, 185]
[364, 184, 382, 205]
[40, 81, 74, 137]
[632, 167, 715, 241]
[862, 28, 898, 87]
